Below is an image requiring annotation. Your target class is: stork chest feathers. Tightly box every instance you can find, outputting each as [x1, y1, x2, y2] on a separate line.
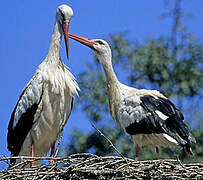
[38, 59, 79, 97]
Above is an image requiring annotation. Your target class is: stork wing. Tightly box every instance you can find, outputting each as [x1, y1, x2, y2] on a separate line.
[119, 95, 195, 146]
[140, 95, 194, 141]
[7, 72, 43, 158]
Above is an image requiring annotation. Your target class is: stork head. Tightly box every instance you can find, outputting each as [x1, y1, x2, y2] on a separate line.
[69, 34, 112, 65]
[56, 5, 74, 60]
[57, 5, 73, 24]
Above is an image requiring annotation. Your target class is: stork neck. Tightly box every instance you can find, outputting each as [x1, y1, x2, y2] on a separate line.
[47, 21, 62, 60]
[102, 60, 119, 86]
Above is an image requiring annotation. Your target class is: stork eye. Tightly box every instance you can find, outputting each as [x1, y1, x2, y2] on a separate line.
[96, 40, 105, 45]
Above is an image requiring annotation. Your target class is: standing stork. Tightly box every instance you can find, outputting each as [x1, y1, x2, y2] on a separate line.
[68, 33, 196, 159]
[7, 5, 79, 166]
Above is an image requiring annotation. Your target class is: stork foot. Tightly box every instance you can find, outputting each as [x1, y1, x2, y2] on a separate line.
[49, 142, 56, 166]
[49, 158, 54, 166]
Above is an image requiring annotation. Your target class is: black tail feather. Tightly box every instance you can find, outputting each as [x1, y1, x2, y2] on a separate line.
[184, 143, 193, 155]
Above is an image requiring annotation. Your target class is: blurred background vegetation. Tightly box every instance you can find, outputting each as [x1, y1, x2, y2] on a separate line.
[62, 0, 203, 163]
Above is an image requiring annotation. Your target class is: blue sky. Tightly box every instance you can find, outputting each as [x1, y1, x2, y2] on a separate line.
[0, 0, 202, 169]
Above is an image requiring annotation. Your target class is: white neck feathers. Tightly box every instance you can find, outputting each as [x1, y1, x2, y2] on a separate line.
[47, 21, 62, 60]
[100, 54, 119, 86]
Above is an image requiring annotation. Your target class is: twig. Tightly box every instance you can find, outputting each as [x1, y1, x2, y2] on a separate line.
[90, 122, 125, 160]
[90, 122, 131, 174]
[175, 155, 185, 169]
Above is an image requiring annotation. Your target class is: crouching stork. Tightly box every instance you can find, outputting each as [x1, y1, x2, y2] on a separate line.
[68, 33, 196, 159]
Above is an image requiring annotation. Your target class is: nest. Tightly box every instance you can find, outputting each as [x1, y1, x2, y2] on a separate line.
[1, 125, 202, 179]
[0, 153, 203, 180]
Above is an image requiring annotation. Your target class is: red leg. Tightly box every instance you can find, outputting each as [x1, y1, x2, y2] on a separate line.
[31, 143, 34, 167]
[49, 142, 55, 165]
[156, 146, 160, 159]
[136, 144, 139, 160]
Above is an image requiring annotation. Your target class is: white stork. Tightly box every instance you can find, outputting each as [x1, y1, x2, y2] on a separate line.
[68, 33, 196, 159]
[7, 5, 79, 166]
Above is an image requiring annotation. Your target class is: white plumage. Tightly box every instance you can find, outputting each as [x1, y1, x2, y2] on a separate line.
[7, 5, 79, 166]
[69, 34, 195, 158]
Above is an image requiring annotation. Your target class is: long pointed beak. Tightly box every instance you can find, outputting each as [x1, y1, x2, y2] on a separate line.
[69, 33, 95, 50]
[63, 22, 70, 60]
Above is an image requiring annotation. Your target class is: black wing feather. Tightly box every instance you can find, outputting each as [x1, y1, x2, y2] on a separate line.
[8, 103, 39, 157]
[7, 74, 43, 164]
[140, 96, 189, 139]
[125, 95, 195, 154]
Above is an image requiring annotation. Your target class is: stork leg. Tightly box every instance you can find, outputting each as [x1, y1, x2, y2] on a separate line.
[135, 144, 139, 160]
[49, 142, 56, 165]
[155, 146, 160, 159]
[31, 142, 34, 167]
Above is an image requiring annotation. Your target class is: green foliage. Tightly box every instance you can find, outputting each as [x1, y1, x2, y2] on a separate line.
[76, 64, 109, 123]
[63, 0, 203, 162]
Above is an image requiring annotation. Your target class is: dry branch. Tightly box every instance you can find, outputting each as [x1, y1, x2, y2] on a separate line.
[91, 123, 128, 161]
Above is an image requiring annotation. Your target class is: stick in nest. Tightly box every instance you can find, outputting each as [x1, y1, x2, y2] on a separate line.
[90, 122, 130, 168]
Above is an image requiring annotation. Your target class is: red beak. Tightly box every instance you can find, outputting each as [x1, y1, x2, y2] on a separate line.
[68, 33, 95, 50]
[63, 22, 70, 60]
